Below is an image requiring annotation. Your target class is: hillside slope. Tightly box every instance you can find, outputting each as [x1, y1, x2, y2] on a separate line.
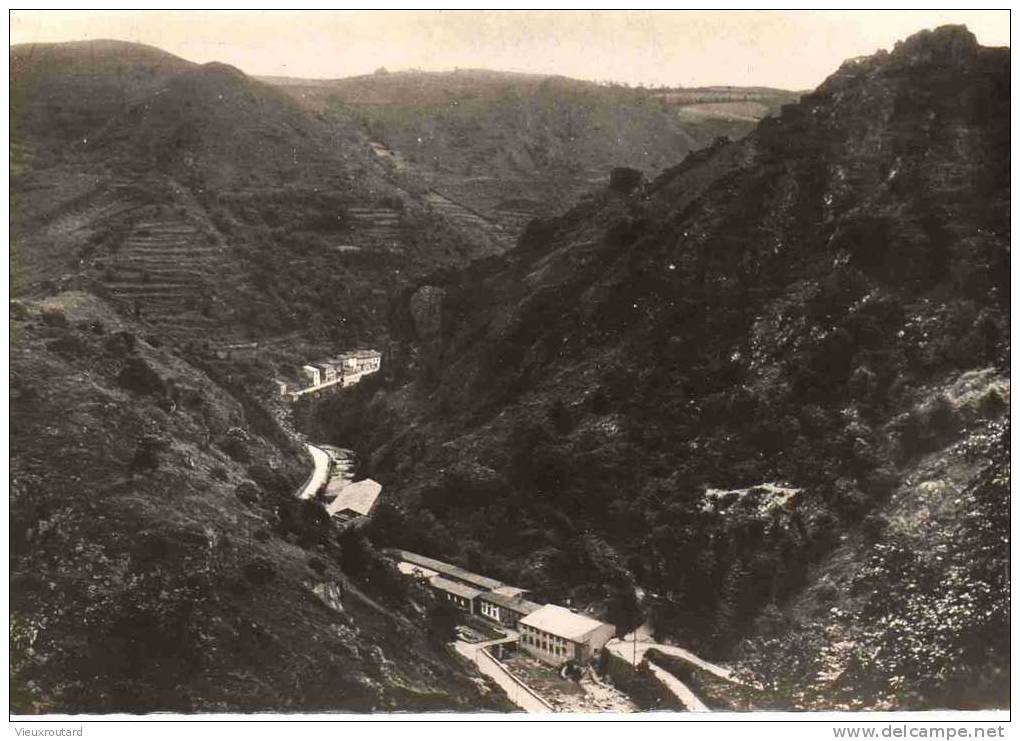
[11, 39, 195, 152]
[267, 69, 798, 233]
[10, 292, 509, 713]
[11, 42, 506, 361]
[301, 26, 1009, 709]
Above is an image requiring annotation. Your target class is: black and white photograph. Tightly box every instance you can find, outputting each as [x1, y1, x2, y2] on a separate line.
[7, 7, 1012, 730]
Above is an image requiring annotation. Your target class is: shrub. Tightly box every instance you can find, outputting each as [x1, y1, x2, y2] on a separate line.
[426, 600, 460, 644]
[547, 399, 574, 435]
[216, 433, 250, 464]
[40, 308, 67, 327]
[117, 357, 166, 397]
[46, 334, 90, 359]
[242, 557, 276, 585]
[131, 434, 166, 472]
[308, 556, 327, 575]
[276, 499, 331, 549]
[104, 330, 136, 357]
[234, 481, 261, 505]
[609, 167, 643, 193]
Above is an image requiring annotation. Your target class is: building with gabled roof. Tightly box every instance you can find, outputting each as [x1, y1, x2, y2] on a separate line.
[326, 479, 382, 520]
[518, 604, 615, 665]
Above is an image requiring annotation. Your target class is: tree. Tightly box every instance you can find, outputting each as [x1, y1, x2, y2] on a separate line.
[426, 600, 460, 644]
[606, 583, 642, 638]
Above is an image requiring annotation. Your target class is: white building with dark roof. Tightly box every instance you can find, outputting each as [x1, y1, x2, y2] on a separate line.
[518, 604, 615, 665]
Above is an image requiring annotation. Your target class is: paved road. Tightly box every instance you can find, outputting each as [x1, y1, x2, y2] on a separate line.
[298, 444, 330, 500]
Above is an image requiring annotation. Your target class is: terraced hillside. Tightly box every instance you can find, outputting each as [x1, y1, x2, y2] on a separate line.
[11, 42, 511, 357]
[96, 216, 230, 338]
[267, 69, 800, 231]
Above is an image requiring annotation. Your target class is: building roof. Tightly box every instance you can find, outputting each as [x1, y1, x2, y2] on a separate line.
[479, 590, 543, 616]
[393, 550, 504, 591]
[326, 479, 382, 518]
[490, 585, 530, 598]
[324, 475, 351, 498]
[429, 575, 483, 600]
[518, 604, 613, 641]
[342, 349, 382, 359]
[397, 561, 438, 578]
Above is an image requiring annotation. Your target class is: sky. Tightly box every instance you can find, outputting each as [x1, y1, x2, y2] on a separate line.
[9, 10, 1012, 90]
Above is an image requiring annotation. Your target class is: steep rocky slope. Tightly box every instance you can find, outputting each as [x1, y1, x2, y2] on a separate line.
[267, 69, 798, 233]
[302, 27, 1009, 709]
[10, 292, 510, 713]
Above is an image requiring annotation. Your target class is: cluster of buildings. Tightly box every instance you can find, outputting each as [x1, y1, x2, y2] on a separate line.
[277, 349, 382, 400]
[391, 550, 616, 666]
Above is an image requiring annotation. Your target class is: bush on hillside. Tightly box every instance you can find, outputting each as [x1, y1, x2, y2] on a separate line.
[117, 357, 167, 397]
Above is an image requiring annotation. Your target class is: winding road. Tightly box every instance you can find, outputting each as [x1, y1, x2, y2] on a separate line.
[298, 444, 330, 500]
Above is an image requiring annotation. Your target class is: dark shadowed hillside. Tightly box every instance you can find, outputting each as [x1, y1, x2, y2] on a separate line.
[11, 40, 195, 150]
[10, 40, 519, 714]
[302, 26, 1010, 710]
[9, 293, 512, 713]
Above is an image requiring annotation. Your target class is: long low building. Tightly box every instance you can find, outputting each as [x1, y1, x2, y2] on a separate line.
[518, 604, 615, 666]
[428, 575, 483, 613]
[477, 590, 543, 629]
[391, 549, 613, 668]
[392, 550, 504, 592]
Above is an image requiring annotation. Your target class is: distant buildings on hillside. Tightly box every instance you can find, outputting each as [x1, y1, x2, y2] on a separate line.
[391, 549, 616, 666]
[277, 349, 381, 400]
